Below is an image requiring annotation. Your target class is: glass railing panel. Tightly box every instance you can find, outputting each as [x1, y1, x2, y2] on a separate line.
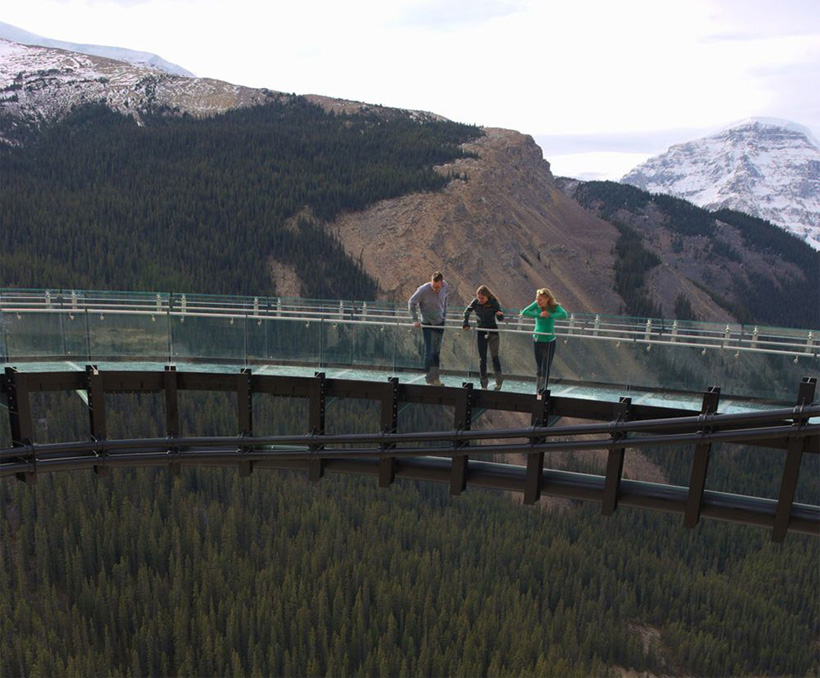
[495, 327, 537, 386]
[255, 316, 323, 366]
[439, 323, 478, 381]
[390, 324, 427, 373]
[170, 313, 247, 363]
[322, 319, 402, 371]
[85, 310, 171, 362]
[2, 311, 75, 360]
[713, 349, 817, 404]
[552, 333, 637, 392]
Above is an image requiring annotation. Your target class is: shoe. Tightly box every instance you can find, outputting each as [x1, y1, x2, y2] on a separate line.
[480, 378, 489, 389]
[494, 374, 504, 391]
[430, 378, 444, 386]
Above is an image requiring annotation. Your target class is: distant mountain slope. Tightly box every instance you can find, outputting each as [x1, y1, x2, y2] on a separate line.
[621, 119, 820, 251]
[560, 179, 819, 329]
[0, 21, 194, 76]
[0, 38, 282, 143]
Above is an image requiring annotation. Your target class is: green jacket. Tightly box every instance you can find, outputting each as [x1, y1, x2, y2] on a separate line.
[520, 301, 568, 342]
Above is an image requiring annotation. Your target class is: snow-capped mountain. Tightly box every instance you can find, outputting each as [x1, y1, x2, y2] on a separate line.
[621, 119, 820, 250]
[0, 37, 435, 146]
[0, 38, 283, 143]
[0, 21, 193, 77]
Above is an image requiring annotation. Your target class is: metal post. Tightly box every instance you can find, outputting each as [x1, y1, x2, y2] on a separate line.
[684, 386, 721, 528]
[450, 383, 473, 495]
[308, 372, 327, 482]
[524, 389, 551, 505]
[601, 397, 632, 516]
[86, 364, 108, 477]
[3, 367, 36, 483]
[164, 365, 181, 476]
[237, 368, 253, 477]
[378, 377, 400, 487]
[772, 377, 816, 542]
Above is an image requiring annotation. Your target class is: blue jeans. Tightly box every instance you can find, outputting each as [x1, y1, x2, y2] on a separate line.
[533, 339, 556, 391]
[422, 324, 445, 373]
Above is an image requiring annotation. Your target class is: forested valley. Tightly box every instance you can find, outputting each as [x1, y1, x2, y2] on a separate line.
[1, 101, 818, 677]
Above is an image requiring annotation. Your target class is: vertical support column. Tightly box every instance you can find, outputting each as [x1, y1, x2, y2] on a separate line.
[164, 365, 180, 476]
[378, 377, 399, 488]
[237, 368, 253, 477]
[450, 383, 473, 495]
[3, 367, 36, 483]
[601, 397, 632, 516]
[772, 377, 816, 543]
[524, 389, 551, 505]
[86, 364, 108, 477]
[684, 386, 721, 528]
[308, 372, 327, 482]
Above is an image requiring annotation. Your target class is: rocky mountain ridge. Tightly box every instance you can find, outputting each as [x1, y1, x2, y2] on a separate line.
[0, 21, 194, 77]
[621, 119, 820, 251]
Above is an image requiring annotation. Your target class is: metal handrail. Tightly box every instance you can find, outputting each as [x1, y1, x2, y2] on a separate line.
[3, 288, 817, 358]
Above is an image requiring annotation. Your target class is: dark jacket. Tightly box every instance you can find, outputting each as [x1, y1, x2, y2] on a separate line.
[463, 297, 503, 329]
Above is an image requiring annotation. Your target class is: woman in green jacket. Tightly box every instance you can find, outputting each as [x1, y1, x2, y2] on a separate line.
[520, 287, 568, 392]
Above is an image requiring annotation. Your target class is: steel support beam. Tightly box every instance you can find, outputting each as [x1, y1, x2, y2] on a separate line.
[524, 389, 551, 505]
[164, 366, 181, 475]
[4, 368, 36, 483]
[308, 372, 327, 482]
[772, 377, 816, 542]
[602, 397, 632, 516]
[450, 383, 473, 495]
[684, 387, 721, 528]
[237, 368, 254, 476]
[378, 377, 399, 488]
[86, 365, 108, 476]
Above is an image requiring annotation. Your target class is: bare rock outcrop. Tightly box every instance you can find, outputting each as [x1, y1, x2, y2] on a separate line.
[330, 127, 624, 314]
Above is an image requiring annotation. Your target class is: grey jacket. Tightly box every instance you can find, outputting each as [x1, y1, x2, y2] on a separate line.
[408, 281, 448, 325]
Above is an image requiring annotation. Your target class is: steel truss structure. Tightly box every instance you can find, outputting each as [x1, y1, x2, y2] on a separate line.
[2, 366, 817, 542]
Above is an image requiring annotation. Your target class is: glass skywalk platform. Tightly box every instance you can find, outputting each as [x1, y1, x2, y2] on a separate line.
[2, 290, 817, 541]
[2, 288, 817, 413]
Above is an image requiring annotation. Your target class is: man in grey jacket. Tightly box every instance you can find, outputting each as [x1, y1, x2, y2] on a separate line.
[408, 271, 448, 386]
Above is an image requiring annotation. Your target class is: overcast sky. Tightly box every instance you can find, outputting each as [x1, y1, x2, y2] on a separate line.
[3, 0, 819, 179]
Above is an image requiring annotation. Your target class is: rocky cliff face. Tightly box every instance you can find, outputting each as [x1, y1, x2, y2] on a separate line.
[329, 127, 622, 313]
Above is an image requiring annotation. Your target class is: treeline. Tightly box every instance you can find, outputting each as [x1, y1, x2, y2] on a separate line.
[2, 467, 817, 678]
[611, 221, 662, 318]
[0, 99, 482, 297]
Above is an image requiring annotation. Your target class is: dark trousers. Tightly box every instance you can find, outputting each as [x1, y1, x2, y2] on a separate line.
[422, 324, 445, 373]
[477, 330, 502, 378]
[533, 339, 557, 391]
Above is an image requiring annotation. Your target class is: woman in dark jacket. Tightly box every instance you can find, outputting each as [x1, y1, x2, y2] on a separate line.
[462, 285, 504, 390]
